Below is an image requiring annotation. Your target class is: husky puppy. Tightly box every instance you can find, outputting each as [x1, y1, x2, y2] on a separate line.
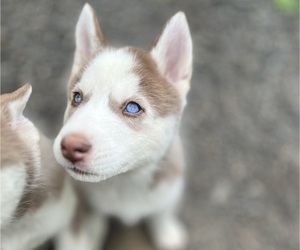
[54, 4, 192, 249]
[1, 84, 101, 250]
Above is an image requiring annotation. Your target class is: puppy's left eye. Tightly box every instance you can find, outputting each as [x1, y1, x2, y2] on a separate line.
[72, 92, 83, 106]
[124, 102, 142, 115]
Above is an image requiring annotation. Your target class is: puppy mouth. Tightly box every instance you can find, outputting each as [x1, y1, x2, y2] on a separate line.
[69, 167, 99, 176]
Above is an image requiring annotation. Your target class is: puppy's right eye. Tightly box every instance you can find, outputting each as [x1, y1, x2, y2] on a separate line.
[72, 92, 83, 106]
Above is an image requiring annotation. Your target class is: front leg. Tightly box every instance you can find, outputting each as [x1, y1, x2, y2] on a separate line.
[146, 210, 187, 250]
[55, 211, 108, 250]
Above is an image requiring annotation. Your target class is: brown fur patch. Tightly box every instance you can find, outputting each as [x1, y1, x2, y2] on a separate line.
[70, 87, 91, 107]
[64, 87, 92, 120]
[0, 83, 31, 106]
[0, 121, 39, 218]
[14, 135, 66, 218]
[1, 89, 66, 218]
[0, 85, 35, 171]
[129, 47, 181, 117]
[150, 136, 184, 189]
[68, 66, 87, 92]
[0, 114, 34, 170]
[109, 97, 146, 131]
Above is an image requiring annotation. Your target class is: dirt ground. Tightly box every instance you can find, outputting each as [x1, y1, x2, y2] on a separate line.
[1, 0, 299, 250]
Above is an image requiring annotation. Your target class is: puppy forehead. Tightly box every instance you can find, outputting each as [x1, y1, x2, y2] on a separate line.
[78, 48, 140, 100]
[75, 47, 180, 117]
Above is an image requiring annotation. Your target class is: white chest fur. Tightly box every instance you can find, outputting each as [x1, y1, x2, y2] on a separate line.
[1, 165, 27, 229]
[80, 164, 184, 226]
[1, 178, 77, 250]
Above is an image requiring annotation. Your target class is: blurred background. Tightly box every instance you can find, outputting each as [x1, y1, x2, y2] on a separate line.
[1, 0, 299, 249]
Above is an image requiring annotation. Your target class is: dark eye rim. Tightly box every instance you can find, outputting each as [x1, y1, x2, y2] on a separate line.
[71, 90, 83, 107]
[122, 101, 144, 117]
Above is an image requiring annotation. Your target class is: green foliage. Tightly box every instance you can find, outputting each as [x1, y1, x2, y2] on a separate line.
[273, 0, 299, 14]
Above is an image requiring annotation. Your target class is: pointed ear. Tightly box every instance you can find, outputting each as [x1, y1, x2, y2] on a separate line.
[151, 12, 192, 88]
[1, 84, 32, 129]
[73, 3, 106, 73]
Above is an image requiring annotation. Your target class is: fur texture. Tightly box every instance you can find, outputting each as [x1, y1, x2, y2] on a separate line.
[54, 4, 192, 249]
[0, 85, 94, 250]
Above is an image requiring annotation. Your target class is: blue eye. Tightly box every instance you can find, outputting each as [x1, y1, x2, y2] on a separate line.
[124, 102, 141, 114]
[73, 92, 82, 105]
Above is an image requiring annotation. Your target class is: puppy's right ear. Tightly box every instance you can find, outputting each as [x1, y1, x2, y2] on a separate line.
[73, 3, 106, 73]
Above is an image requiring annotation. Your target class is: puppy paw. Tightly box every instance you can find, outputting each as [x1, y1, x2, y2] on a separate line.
[148, 215, 188, 250]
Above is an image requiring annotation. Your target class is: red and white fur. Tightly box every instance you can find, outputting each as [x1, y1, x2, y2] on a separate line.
[54, 4, 192, 250]
[0, 85, 99, 250]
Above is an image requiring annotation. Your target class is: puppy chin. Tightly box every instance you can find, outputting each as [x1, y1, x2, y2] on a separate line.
[65, 163, 132, 183]
[65, 168, 106, 182]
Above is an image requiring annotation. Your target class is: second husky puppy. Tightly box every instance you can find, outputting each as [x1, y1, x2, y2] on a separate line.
[54, 4, 192, 249]
[1, 84, 101, 250]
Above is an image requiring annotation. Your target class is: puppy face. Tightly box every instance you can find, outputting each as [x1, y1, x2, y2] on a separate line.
[53, 4, 192, 182]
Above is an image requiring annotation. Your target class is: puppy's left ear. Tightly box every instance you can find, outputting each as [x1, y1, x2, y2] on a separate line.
[151, 12, 192, 97]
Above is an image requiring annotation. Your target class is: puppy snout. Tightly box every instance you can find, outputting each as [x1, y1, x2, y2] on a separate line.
[61, 133, 91, 163]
